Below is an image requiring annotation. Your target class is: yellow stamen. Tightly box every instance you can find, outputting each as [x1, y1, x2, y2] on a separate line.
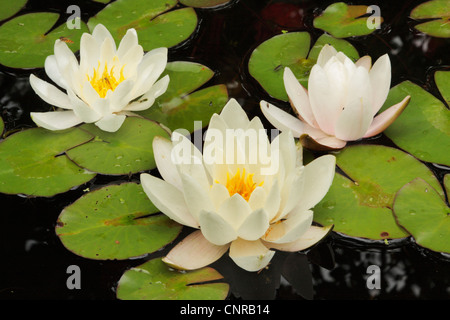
[224, 168, 263, 201]
[87, 60, 125, 98]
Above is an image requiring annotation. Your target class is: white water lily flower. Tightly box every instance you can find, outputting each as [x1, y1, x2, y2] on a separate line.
[261, 44, 411, 150]
[29, 24, 169, 132]
[140, 98, 335, 272]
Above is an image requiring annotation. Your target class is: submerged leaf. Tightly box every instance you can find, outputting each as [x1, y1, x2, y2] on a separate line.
[116, 257, 229, 300]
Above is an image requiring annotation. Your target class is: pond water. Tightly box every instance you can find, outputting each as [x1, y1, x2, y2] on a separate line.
[0, 0, 449, 300]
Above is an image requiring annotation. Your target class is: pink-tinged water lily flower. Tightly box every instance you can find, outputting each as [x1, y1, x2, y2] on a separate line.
[29, 24, 169, 132]
[260, 44, 411, 150]
[140, 99, 335, 272]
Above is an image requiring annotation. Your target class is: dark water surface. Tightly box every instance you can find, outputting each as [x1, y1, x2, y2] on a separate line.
[0, 0, 449, 300]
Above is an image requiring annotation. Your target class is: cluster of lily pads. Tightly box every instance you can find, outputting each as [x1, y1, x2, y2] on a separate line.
[0, 0, 448, 300]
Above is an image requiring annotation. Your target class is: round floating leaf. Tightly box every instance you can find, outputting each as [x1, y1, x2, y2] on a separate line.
[435, 70, 450, 106]
[0, 0, 27, 21]
[87, 0, 198, 51]
[180, 0, 231, 8]
[116, 258, 229, 300]
[0, 12, 88, 68]
[313, 2, 383, 38]
[248, 32, 358, 101]
[393, 176, 450, 254]
[0, 128, 96, 197]
[56, 183, 182, 260]
[314, 145, 444, 240]
[410, 0, 450, 38]
[66, 117, 170, 175]
[380, 80, 450, 166]
[138, 61, 228, 132]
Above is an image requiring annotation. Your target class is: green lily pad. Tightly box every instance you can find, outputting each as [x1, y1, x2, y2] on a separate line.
[0, 12, 88, 68]
[314, 145, 444, 240]
[56, 183, 182, 260]
[0, 116, 4, 137]
[116, 258, 229, 300]
[87, 0, 198, 51]
[66, 117, 170, 175]
[138, 61, 228, 132]
[393, 175, 450, 254]
[435, 70, 450, 106]
[180, 0, 232, 8]
[380, 80, 450, 166]
[410, 0, 450, 38]
[0, 0, 27, 21]
[313, 2, 383, 38]
[248, 32, 358, 101]
[0, 127, 96, 197]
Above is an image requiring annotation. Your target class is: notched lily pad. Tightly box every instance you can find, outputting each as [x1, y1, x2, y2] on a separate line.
[66, 117, 170, 175]
[87, 0, 198, 51]
[313, 2, 383, 38]
[0, 127, 96, 197]
[248, 32, 358, 101]
[314, 145, 444, 241]
[116, 257, 229, 300]
[393, 175, 450, 254]
[138, 61, 228, 132]
[0, 0, 27, 21]
[380, 79, 450, 166]
[435, 70, 450, 106]
[0, 12, 88, 68]
[410, 0, 450, 38]
[56, 183, 182, 260]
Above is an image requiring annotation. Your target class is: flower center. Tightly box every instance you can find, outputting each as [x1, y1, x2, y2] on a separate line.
[225, 168, 263, 201]
[88, 61, 125, 98]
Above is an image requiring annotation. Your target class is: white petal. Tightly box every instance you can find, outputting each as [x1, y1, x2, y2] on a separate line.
[152, 136, 182, 190]
[53, 40, 79, 91]
[116, 28, 138, 59]
[237, 209, 270, 241]
[259, 100, 305, 137]
[263, 209, 313, 244]
[124, 75, 170, 111]
[296, 154, 336, 212]
[355, 55, 372, 71]
[219, 98, 250, 129]
[308, 64, 340, 135]
[94, 113, 126, 132]
[180, 172, 215, 222]
[30, 111, 82, 130]
[140, 173, 199, 228]
[369, 54, 391, 115]
[44, 55, 68, 89]
[67, 89, 102, 123]
[209, 183, 230, 210]
[79, 33, 100, 74]
[334, 66, 373, 141]
[263, 225, 333, 252]
[277, 166, 305, 220]
[92, 23, 116, 49]
[316, 44, 338, 67]
[29, 74, 72, 110]
[217, 194, 251, 230]
[198, 210, 238, 246]
[363, 95, 410, 138]
[283, 67, 317, 127]
[162, 230, 230, 270]
[229, 238, 275, 272]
